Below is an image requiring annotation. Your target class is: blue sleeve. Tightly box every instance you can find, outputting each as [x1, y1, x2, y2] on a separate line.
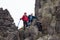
[33, 16, 37, 19]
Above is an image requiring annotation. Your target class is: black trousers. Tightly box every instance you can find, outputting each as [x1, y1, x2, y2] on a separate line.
[35, 22, 42, 31]
[23, 21, 27, 30]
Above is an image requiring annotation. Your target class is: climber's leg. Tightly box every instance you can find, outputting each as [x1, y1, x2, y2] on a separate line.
[23, 21, 26, 30]
[25, 21, 28, 27]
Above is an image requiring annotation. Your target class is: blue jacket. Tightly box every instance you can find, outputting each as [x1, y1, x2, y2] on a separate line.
[28, 15, 36, 22]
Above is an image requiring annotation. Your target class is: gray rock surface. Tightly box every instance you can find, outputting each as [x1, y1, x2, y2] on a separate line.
[37, 34, 60, 40]
[19, 25, 38, 40]
[0, 8, 20, 40]
[35, 0, 60, 40]
[35, 0, 60, 34]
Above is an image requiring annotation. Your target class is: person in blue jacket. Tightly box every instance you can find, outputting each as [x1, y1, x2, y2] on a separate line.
[28, 13, 37, 26]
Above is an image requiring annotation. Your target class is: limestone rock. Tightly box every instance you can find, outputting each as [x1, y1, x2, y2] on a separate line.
[35, 0, 60, 34]
[37, 34, 60, 40]
[19, 25, 38, 40]
[35, 0, 60, 40]
[0, 8, 20, 40]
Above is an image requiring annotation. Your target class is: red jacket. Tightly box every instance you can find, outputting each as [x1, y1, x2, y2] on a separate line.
[21, 15, 29, 22]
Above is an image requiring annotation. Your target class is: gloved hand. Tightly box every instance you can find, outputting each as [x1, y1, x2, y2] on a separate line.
[20, 18, 22, 20]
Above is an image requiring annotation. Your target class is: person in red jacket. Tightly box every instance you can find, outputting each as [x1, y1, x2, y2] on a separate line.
[20, 12, 29, 30]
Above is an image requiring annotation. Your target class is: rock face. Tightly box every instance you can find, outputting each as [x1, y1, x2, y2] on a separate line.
[35, 0, 60, 40]
[0, 8, 20, 40]
[37, 34, 60, 40]
[35, 0, 60, 34]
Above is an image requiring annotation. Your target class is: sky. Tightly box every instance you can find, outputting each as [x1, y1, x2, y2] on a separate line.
[0, 0, 35, 29]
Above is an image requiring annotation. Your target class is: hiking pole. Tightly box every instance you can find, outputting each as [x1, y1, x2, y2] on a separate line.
[17, 20, 20, 27]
